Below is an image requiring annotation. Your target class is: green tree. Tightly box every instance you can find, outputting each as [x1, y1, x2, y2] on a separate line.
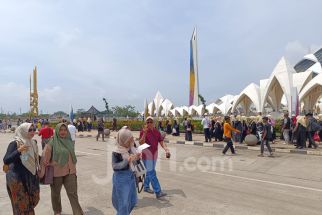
[111, 105, 139, 117]
[74, 109, 85, 119]
[76, 109, 85, 114]
[20, 112, 32, 118]
[53, 111, 68, 116]
[38, 114, 50, 119]
[198, 94, 208, 113]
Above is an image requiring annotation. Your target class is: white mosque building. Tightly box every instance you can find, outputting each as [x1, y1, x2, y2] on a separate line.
[144, 48, 322, 117]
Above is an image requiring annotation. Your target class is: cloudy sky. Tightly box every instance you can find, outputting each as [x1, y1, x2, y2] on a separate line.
[0, 0, 321, 114]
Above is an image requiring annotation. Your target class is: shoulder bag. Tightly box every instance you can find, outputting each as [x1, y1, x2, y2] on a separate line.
[39, 146, 54, 185]
[131, 159, 146, 193]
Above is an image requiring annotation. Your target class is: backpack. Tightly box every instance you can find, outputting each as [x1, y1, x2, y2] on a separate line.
[308, 118, 322, 132]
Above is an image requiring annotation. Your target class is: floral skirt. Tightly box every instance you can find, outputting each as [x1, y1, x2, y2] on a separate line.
[6, 172, 40, 215]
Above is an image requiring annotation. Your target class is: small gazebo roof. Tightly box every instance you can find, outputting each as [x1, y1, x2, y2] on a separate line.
[85, 106, 101, 115]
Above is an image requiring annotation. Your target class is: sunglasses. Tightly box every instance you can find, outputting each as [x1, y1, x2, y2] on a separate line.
[146, 121, 153, 124]
[28, 128, 37, 132]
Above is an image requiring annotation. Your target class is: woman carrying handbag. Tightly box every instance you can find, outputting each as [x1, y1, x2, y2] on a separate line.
[41, 123, 84, 215]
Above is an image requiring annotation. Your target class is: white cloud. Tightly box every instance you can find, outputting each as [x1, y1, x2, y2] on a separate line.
[39, 86, 63, 103]
[0, 1, 322, 113]
[0, 82, 29, 113]
[55, 28, 81, 47]
[284, 40, 308, 64]
[0, 83, 70, 114]
[284, 41, 322, 64]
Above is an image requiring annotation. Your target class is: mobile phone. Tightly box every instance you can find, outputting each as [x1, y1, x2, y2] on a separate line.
[166, 152, 171, 159]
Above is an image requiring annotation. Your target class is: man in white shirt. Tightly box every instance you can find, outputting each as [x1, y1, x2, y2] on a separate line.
[201, 113, 211, 142]
[68, 121, 77, 144]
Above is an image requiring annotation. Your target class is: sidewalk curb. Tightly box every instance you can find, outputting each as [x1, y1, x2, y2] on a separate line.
[165, 140, 322, 156]
[86, 135, 322, 156]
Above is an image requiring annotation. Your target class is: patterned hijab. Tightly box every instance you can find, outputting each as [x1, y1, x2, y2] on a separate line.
[14, 123, 38, 175]
[49, 123, 77, 166]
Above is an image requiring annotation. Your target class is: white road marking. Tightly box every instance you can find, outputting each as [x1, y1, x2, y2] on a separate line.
[204, 171, 322, 193]
[76, 151, 102, 156]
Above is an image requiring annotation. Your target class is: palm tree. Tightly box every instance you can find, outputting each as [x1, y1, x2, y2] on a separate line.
[198, 94, 208, 113]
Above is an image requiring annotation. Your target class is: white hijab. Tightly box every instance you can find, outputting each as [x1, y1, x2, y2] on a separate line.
[113, 127, 136, 161]
[14, 123, 38, 175]
[297, 116, 307, 128]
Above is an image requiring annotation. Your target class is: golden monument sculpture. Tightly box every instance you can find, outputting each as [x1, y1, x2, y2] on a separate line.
[30, 66, 38, 117]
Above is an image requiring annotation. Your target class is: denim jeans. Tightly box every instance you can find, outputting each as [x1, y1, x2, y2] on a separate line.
[203, 128, 211, 142]
[261, 139, 273, 154]
[283, 129, 290, 143]
[223, 138, 235, 154]
[307, 131, 317, 148]
[143, 160, 161, 194]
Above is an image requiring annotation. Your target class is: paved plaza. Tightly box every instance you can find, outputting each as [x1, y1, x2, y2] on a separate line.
[1, 132, 322, 215]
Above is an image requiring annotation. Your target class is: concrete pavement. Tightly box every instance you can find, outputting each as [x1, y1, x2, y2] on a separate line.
[1, 133, 322, 215]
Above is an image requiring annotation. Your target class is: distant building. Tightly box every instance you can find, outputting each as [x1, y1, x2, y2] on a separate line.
[144, 48, 322, 117]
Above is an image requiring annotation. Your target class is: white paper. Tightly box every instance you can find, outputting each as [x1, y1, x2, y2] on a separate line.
[137, 143, 150, 152]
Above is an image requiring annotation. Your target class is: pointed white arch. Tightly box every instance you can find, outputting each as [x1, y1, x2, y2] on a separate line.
[299, 73, 322, 112]
[260, 57, 297, 113]
[188, 106, 197, 116]
[148, 102, 155, 116]
[176, 106, 189, 116]
[169, 108, 180, 117]
[206, 103, 221, 114]
[161, 99, 174, 117]
[153, 91, 164, 117]
[231, 83, 261, 115]
[193, 105, 205, 116]
[307, 62, 322, 74]
[293, 70, 315, 93]
[217, 95, 235, 115]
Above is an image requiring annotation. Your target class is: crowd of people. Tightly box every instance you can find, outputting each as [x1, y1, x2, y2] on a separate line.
[2, 116, 170, 215]
[157, 118, 194, 140]
[2, 112, 322, 214]
[199, 112, 322, 149]
[73, 117, 93, 132]
[152, 112, 322, 151]
[0, 118, 13, 131]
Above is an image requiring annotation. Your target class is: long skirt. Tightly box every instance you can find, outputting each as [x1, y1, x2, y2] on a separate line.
[6, 171, 40, 215]
[112, 170, 137, 215]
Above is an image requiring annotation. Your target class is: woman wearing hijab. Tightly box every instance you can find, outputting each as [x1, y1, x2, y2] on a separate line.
[294, 116, 307, 149]
[233, 115, 243, 144]
[112, 127, 140, 215]
[185, 119, 193, 141]
[3, 123, 40, 215]
[165, 119, 172, 135]
[241, 117, 248, 143]
[172, 120, 180, 136]
[41, 123, 83, 215]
